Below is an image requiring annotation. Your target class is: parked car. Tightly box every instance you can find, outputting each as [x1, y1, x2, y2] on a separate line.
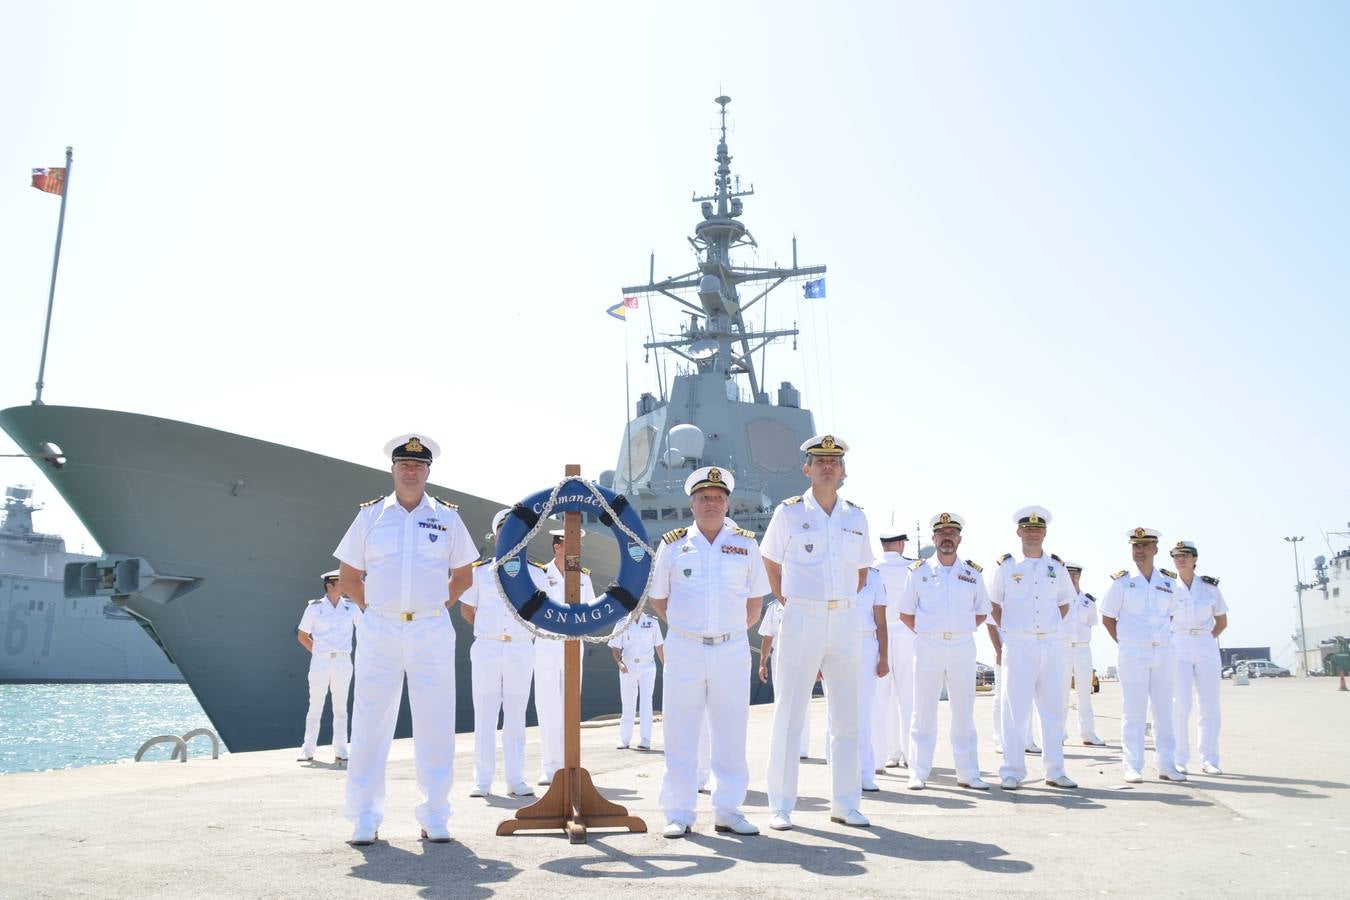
[1243, 660, 1291, 678]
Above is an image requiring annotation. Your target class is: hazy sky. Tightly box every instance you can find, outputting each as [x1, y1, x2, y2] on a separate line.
[3, 2, 1348, 668]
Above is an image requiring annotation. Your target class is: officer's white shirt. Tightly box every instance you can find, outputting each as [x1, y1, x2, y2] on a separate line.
[1063, 592, 1098, 643]
[896, 558, 992, 634]
[875, 552, 914, 624]
[1170, 576, 1228, 633]
[760, 492, 872, 600]
[1101, 567, 1180, 644]
[460, 560, 533, 640]
[988, 553, 1074, 636]
[650, 522, 770, 634]
[334, 493, 476, 612]
[297, 596, 360, 654]
[607, 613, 664, 662]
[759, 600, 786, 638]
[534, 560, 596, 667]
[855, 567, 887, 630]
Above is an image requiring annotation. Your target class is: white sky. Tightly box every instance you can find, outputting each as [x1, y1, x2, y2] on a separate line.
[3, 2, 1348, 668]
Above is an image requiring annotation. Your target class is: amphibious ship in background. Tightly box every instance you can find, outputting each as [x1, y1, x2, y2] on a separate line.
[0, 485, 180, 682]
[0, 95, 824, 752]
[1298, 530, 1350, 674]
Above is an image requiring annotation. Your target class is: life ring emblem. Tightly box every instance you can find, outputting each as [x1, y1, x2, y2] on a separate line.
[494, 478, 652, 637]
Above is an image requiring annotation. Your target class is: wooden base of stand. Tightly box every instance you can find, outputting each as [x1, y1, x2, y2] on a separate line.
[496, 766, 646, 842]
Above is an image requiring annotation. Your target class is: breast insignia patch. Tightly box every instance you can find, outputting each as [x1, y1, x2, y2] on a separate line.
[663, 528, 689, 545]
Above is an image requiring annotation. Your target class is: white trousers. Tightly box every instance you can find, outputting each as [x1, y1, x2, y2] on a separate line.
[1118, 643, 1176, 775]
[533, 663, 564, 780]
[1173, 635, 1222, 768]
[697, 712, 712, 790]
[469, 639, 534, 789]
[911, 634, 980, 783]
[618, 660, 657, 745]
[825, 632, 880, 784]
[1062, 642, 1098, 739]
[992, 663, 1037, 751]
[998, 637, 1068, 782]
[769, 646, 811, 756]
[302, 651, 352, 758]
[344, 613, 456, 831]
[872, 627, 914, 765]
[766, 599, 860, 817]
[659, 634, 751, 826]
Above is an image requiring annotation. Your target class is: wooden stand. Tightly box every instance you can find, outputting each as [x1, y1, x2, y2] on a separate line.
[497, 464, 646, 843]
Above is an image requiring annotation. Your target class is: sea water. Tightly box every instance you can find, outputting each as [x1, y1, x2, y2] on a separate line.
[0, 683, 222, 775]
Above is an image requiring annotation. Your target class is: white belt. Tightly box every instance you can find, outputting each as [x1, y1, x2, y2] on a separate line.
[317, 651, 350, 658]
[376, 608, 445, 622]
[669, 624, 738, 646]
[860, 628, 877, 635]
[791, 597, 854, 610]
[1184, 628, 1212, 636]
[476, 632, 527, 642]
[1010, 631, 1056, 641]
[1069, 641, 1090, 648]
[1120, 639, 1168, 647]
[921, 631, 968, 641]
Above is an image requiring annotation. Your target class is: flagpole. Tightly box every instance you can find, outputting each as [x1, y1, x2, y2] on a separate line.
[33, 146, 73, 406]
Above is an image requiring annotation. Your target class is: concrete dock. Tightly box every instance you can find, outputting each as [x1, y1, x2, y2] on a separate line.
[2, 677, 1345, 898]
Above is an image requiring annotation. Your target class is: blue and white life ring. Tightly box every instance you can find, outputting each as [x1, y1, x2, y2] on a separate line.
[494, 478, 652, 637]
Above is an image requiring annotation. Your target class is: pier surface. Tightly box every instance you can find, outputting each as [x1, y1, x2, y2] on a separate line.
[2, 677, 1345, 898]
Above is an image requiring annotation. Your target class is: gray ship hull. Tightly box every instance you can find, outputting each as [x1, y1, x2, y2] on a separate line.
[0, 577, 182, 682]
[0, 404, 632, 752]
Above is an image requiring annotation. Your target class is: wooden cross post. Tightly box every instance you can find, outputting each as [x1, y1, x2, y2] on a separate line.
[497, 464, 646, 842]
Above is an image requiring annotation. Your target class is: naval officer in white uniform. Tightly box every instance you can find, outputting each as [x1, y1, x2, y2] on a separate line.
[651, 466, 769, 837]
[608, 611, 664, 750]
[296, 570, 360, 763]
[761, 434, 874, 830]
[460, 509, 536, 798]
[1101, 527, 1184, 783]
[896, 512, 992, 791]
[1168, 540, 1229, 775]
[872, 528, 915, 770]
[988, 506, 1077, 790]
[1061, 562, 1105, 746]
[335, 434, 477, 845]
[533, 529, 596, 785]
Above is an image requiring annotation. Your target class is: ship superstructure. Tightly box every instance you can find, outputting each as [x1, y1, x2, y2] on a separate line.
[1301, 531, 1350, 674]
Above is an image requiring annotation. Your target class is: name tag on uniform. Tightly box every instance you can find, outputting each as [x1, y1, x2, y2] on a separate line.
[418, 521, 448, 532]
[1156, 584, 1173, 593]
[721, 545, 748, 556]
[843, 528, 863, 536]
[959, 575, 976, 584]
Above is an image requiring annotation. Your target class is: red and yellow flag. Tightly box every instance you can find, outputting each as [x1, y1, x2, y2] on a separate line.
[31, 167, 66, 195]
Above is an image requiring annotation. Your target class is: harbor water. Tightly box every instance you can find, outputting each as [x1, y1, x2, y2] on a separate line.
[0, 683, 221, 775]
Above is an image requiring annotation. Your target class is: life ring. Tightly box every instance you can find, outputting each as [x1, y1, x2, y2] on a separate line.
[494, 478, 652, 637]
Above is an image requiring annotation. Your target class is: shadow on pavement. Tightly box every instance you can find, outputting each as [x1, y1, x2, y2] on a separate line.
[347, 839, 520, 899]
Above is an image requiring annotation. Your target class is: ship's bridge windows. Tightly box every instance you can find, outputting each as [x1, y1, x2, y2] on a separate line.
[661, 509, 681, 520]
[640, 509, 658, 521]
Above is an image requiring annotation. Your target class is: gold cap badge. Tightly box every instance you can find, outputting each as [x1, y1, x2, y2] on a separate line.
[406, 437, 424, 454]
[708, 468, 722, 483]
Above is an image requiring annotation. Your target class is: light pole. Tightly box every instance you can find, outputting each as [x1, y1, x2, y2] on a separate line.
[1284, 536, 1309, 676]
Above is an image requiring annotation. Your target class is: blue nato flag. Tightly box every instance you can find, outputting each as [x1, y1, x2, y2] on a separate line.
[803, 278, 826, 299]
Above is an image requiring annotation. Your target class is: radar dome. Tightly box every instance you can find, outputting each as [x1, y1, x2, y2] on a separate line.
[668, 424, 705, 460]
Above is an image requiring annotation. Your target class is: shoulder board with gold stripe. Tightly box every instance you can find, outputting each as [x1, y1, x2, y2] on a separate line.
[662, 527, 689, 545]
[908, 559, 925, 571]
[848, 500, 864, 510]
[434, 496, 459, 509]
[781, 495, 803, 506]
[1111, 570, 1129, 580]
[1050, 553, 1063, 564]
[582, 566, 591, 575]
[1201, 574, 1220, 586]
[307, 597, 322, 605]
[530, 559, 548, 569]
[1161, 568, 1178, 579]
[472, 559, 489, 568]
[964, 559, 983, 573]
[997, 553, 1013, 565]
[359, 495, 384, 508]
[1085, 593, 1097, 602]
[734, 527, 757, 539]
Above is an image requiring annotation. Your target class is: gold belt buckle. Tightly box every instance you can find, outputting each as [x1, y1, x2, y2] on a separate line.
[502, 634, 513, 642]
[1151, 640, 1161, 647]
[827, 600, 839, 609]
[1036, 633, 1047, 641]
[401, 612, 414, 622]
[943, 631, 953, 640]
